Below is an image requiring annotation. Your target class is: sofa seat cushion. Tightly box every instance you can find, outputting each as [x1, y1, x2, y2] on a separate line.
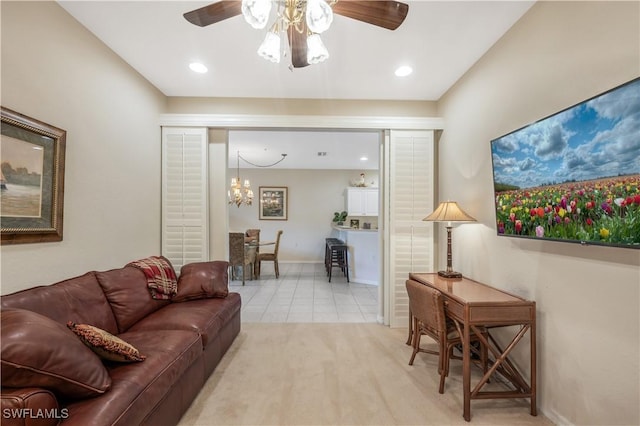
[63, 329, 202, 426]
[96, 267, 171, 333]
[128, 293, 241, 348]
[0, 272, 118, 335]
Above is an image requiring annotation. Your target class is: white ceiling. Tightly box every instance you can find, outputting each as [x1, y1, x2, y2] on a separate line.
[57, 0, 534, 168]
[229, 129, 381, 169]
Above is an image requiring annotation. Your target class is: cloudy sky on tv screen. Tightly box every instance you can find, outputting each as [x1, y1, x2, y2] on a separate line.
[491, 78, 640, 190]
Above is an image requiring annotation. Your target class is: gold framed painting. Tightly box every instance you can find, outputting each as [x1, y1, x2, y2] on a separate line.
[259, 186, 287, 221]
[1, 107, 66, 244]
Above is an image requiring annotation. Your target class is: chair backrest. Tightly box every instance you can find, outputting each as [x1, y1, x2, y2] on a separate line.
[273, 230, 283, 256]
[246, 229, 260, 252]
[405, 280, 447, 337]
[229, 232, 245, 267]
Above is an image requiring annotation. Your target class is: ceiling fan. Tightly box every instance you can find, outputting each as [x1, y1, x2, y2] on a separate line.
[183, 0, 409, 68]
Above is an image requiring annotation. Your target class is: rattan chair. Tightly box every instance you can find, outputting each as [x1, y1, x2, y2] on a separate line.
[256, 230, 283, 278]
[405, 279, 488, 394]
[245, 229, 260, 253]
[229, 232, 255, 285]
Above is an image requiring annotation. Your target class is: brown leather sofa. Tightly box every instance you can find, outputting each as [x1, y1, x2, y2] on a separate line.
[0, 260, 241, 426]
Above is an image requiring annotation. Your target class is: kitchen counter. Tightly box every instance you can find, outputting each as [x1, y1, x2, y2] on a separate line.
[332, 225, 378, 233]
[331, 226, 379, 285]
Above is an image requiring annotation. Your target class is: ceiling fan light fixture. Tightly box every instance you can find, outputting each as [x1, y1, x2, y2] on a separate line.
[306, 0, 334, 34]
[306, 33, 329, 64]
[241, 0, 272, 29]
[183, 0, 410, 70]
[258, 31, 281, 63]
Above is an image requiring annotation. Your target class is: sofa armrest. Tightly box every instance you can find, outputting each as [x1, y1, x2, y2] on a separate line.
[1, 387, 65, 426]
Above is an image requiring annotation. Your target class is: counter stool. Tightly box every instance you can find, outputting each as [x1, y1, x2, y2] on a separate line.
[326, 241, 349, 283]
[325, 238, 343, 273]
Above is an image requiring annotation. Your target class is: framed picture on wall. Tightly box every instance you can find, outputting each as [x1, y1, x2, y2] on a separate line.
[259, 186, 288, 220]
[1, 107, 66, 245]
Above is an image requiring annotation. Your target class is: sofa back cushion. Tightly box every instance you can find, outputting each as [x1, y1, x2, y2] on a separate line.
[1, 309, 112, 399]
[173, 261, 229, 302]
[96, 266, 170, 333]
[0, 272, 118, 334]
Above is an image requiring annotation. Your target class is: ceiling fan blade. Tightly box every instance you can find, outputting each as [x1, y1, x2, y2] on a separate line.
[332, 1, 409, 30]
[288, 24, 310, 68]
[183, 1, 242, 27]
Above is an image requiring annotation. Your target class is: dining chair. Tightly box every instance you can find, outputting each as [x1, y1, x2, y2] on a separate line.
[256, 230, 283, 279]
[229, 232, 255, 285]
[405, 279, 488, 394]
[245, 229, 260, 253]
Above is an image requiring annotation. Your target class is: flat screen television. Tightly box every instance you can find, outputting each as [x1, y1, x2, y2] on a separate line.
[490, 77, 640, 249]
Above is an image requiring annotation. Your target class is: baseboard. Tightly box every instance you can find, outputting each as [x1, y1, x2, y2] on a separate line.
[541, 408, 573, 425]
[350, 278, 378, 286]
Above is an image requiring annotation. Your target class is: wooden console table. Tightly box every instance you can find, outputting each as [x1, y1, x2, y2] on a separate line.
[408, 273, 537, 422]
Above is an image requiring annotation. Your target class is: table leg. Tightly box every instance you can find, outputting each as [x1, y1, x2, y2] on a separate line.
[463, 319, 471, 421]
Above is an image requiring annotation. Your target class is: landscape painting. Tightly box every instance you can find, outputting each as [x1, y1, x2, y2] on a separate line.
[1, 107, 66, 245]
[1, 136, 44, 217]
[490, 77, 640, 248]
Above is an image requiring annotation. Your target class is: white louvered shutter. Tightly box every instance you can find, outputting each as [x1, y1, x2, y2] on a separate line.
[388, 130, 435, 328]
[161, 128, 209, 271]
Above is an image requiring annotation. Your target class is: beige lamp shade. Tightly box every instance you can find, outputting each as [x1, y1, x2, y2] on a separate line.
[423, 201, 476, 223]
[423, 201, 476, 279]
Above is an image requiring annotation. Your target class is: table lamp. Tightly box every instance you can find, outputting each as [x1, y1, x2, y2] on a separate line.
[423, 201, 476, 278]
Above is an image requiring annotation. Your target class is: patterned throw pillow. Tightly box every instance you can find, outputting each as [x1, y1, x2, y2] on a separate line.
[67, 322, 146, 362]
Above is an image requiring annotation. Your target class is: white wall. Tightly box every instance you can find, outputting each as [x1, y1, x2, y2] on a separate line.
[436, 2, 640, 425]
[228, 168, 378, 262]
[1, 2, 166, 294]
[167, 97, 437, 117]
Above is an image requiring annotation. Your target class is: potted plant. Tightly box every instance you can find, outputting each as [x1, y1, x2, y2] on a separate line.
[332, 211, 348, 226]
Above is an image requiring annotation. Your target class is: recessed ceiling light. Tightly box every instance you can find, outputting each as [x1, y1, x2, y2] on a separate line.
[360, 156, 368, 161]
[189, 62, 208, 73]
[395, 65, 413, 77]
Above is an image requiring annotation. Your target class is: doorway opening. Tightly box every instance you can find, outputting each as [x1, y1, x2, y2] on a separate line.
[225, 128, 382, 323]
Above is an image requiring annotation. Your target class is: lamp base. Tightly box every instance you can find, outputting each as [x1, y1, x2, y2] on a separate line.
[438, 270, 462, 279]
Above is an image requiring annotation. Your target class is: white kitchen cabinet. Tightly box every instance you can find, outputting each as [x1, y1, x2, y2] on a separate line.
[346, 188, 378, 216]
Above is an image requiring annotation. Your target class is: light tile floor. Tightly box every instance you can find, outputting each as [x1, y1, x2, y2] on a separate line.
[229, 262, 379, 323]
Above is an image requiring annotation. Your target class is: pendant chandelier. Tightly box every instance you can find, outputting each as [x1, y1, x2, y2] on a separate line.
[229, 151, 254, 207]
[242, 0, 334, 65]
[229, 151, 288, 207]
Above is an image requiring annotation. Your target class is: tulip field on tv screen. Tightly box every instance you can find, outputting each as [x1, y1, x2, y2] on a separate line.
[491, 78, 640, 248]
